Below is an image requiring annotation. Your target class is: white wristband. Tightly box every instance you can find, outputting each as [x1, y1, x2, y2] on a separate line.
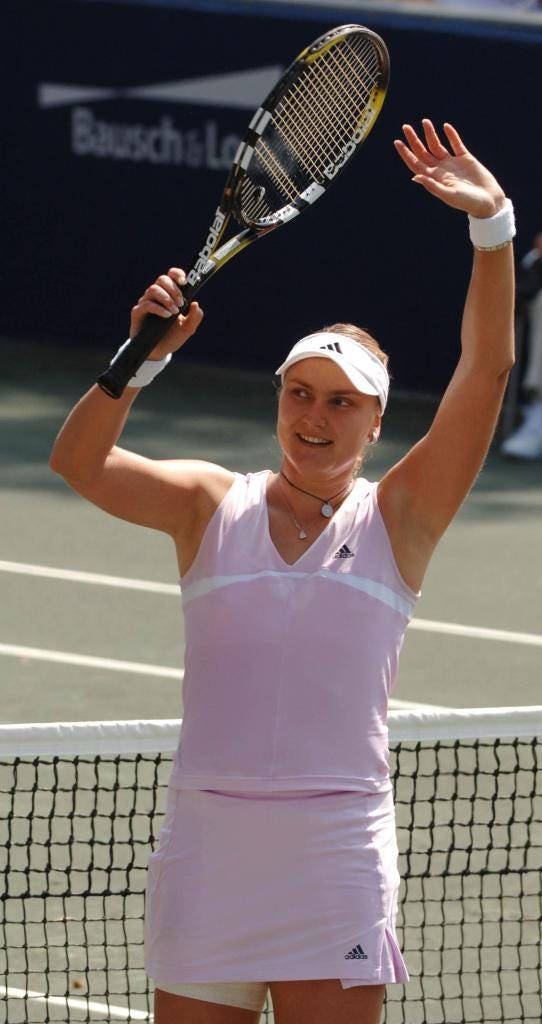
[110, 339, 172, 387]
[468, 198, 515, 252]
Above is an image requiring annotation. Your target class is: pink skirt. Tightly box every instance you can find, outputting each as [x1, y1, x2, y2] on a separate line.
[144, 785, 409, 988]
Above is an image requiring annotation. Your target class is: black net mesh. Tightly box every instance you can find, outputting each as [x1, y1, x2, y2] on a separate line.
[1, 729, 541, 1022]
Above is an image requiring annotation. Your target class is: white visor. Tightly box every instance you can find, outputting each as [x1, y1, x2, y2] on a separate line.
[275, 332, 389, 412]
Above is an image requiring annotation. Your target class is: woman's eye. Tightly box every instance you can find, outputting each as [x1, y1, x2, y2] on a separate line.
[333, 397, 351, 407]
[292, 388, 308, 398]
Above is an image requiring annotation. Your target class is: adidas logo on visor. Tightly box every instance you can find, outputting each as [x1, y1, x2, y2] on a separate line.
[320, 341, 343, 353]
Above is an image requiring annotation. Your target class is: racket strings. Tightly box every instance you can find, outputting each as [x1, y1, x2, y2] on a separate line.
[244, 142, 301, 211]
[302, 39, 377, 131]
[256, 142, 301, 201]
[279, 83, 347, 175]
[274, 83, 349, 178]
[320, 50, 376, 127]
[333, 37, 381, 101]
[273, 38, 381, 180]
[239, 179, 276, 222]
[240, 33, 385, 221]
[282, 40, 380, 167]
[277, 83, 352, 182]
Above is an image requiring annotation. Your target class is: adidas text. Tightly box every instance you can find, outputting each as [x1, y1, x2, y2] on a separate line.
[345, 944, 368, 960]
[334, 545, 355, 559]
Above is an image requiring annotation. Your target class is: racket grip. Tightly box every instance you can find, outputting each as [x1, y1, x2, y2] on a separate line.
[96, 312, 179, 399]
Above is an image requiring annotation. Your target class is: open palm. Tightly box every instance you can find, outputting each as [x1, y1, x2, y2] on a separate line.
[394, 120, 506, 218]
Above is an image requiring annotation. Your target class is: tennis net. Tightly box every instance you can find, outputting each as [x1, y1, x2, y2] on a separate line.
[1, 708, 541, 1023]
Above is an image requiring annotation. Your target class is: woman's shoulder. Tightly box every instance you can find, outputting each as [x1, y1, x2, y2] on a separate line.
[240, 468, 273, 494]
[196, 467, 272, 526]
[353, 475, 378, 501]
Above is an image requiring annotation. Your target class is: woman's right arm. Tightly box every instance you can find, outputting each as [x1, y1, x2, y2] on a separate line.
[49, 268, 234, 539]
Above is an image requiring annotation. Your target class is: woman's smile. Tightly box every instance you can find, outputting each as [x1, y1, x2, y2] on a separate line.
[296, 432, 333, 447]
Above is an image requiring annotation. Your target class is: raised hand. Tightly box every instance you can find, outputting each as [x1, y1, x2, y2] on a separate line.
[129, 267, 204, 360]
[394, 120, 506, 218]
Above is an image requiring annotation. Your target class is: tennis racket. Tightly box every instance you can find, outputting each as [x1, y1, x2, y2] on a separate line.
[97, 23, 390, 398]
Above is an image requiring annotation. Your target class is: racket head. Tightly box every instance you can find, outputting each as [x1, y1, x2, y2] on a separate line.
[229, 24, 390, 230]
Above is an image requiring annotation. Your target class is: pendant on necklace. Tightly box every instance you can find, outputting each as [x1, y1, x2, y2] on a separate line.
[294, 519, 308, 540]
[321, 502, 333, 518]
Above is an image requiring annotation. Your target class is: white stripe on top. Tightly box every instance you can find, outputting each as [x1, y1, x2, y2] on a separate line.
[182, 568, 416, 619]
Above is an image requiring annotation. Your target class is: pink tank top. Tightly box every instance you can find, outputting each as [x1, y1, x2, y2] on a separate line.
[169, 471, 419, 794]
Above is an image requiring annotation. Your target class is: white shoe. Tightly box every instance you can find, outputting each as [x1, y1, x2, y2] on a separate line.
[501, 401, 542, 459]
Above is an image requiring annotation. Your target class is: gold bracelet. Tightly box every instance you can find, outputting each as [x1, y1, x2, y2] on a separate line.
[473, 240, 513, 253]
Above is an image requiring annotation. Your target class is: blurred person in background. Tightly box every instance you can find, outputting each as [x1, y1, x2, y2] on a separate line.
[501, 232, 542, 459]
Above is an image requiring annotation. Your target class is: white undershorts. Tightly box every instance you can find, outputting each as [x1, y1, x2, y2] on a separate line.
[153, 979, 269, 1012]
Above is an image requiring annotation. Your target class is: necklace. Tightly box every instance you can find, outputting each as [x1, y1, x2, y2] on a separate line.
[278, 474, 354, 540]
[279, 485, 309, 540]
[280, 470, 352, 518]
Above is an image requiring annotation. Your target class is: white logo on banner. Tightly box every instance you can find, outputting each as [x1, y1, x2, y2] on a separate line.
[37, 67, 282, 170]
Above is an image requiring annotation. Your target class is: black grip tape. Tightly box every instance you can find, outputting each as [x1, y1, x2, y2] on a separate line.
[96, 313, 178, 398]
[97, 281, 196, 398]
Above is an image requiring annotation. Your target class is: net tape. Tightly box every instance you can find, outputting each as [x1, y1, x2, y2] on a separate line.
[1, 708, 541, 1024]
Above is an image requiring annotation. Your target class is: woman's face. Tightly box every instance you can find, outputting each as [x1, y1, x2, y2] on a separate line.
[277, 357, 381, 481]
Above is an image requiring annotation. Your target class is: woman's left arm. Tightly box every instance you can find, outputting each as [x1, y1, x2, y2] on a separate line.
[378, 120, 515, 589]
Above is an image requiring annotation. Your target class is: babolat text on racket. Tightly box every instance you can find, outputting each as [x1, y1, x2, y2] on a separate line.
[97, 24, 390, 398]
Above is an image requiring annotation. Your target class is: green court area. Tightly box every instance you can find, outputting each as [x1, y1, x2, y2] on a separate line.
[1, 337, 541, 725]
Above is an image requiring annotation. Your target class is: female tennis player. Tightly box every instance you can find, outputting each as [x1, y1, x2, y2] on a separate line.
[50, 121, 515, 1024]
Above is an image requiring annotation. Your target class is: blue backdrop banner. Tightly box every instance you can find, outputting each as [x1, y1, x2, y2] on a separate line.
[3, 0, 540, 391]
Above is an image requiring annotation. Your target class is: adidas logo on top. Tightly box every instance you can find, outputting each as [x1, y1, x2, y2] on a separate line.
[345, 943, 368, 960]
[334, 544, 355, 559]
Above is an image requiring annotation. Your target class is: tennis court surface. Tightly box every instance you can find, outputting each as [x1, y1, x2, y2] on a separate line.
[1, 338, 541, 1021]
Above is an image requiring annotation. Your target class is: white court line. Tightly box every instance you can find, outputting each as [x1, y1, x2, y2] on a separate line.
[410, 616, 542, 647]
[0, 559, 179, 595]
[2, 558, 542, 648]
[0, 643, 182, 680]
[0, 985, 150, 1020]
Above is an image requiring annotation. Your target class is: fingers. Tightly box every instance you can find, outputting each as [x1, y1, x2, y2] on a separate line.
[395, 119, 466, 170]
[442, 122, 468, 157]
[421, 119, 449, 160]
[393, 122, 437, 176]
[136, 288, 178, 320]
[394, 120, 501, 215]
[182, 301, 204, 337]
[401, 123, 432, 162]
[135, 268, 188, 319]
[411, 174, 451, 201]
[168, 267, 186, 286]
[393, 138, 425, 176]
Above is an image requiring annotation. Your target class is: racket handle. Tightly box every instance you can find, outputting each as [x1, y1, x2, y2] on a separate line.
[96, 313, 178, 398]
[97, 272, 203, 397]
